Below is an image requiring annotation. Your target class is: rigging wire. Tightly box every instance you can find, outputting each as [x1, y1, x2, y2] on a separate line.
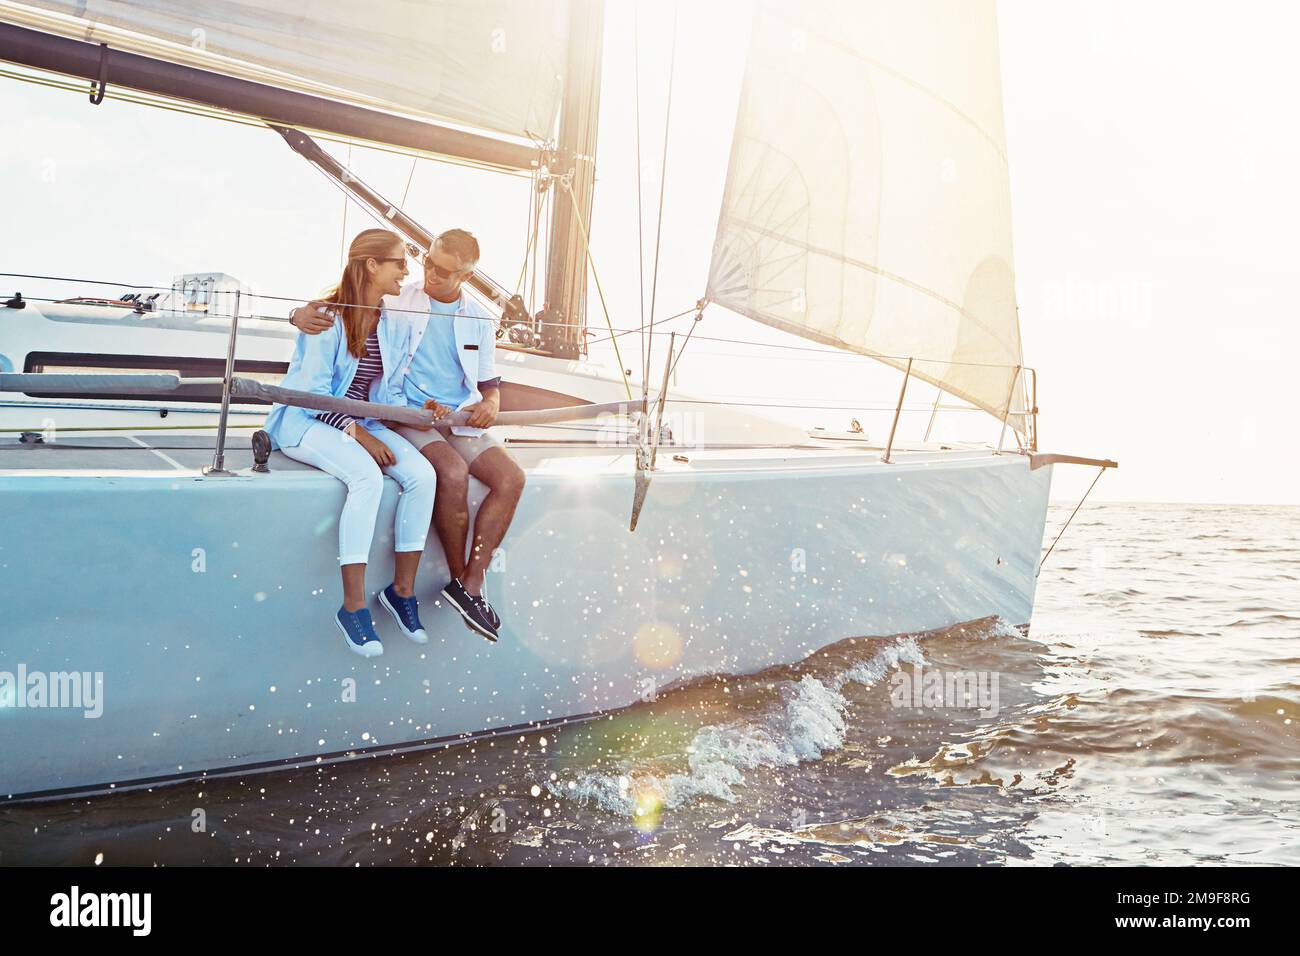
[633, 4, 648, 401]
[541, 171, 552, 318]
[515, 167, 546, 300]
[582, 305, 698, 349]
[642, 0, 680, 408]
[1038, 466, 1107, 575]
[6, 286, 649, 331]
[400, 155, 419, 208]
[529, 177, 544, 314]
[339, 143, 352, 269]
[305, 152, 409, 271]
[515, 168, 535, 294]
[297, 159, 525, 311]
[2, 274, 1036, 382]
[665, 302, 705, 382]
[559, 179, 633, 400]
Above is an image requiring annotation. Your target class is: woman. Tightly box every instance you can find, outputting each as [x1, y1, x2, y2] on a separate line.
[264, 229, 436, 658]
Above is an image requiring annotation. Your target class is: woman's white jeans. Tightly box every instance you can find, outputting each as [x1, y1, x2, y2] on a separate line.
[280, 421, 435, 565]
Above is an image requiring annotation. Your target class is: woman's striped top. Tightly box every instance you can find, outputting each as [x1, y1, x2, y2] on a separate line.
[317, 326, 382, 432]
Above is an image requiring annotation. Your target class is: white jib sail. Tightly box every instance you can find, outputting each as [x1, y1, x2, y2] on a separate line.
[707, 0, 1027, 431]
[1, 0, 570, 141]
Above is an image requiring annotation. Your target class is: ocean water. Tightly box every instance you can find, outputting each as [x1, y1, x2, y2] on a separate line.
[1, 502, 1296, 866]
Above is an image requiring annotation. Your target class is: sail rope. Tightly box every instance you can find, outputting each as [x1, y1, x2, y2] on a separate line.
[515, 165, 547, 303]
[516, 167, 535, 295]
[558, 179, 633, 400]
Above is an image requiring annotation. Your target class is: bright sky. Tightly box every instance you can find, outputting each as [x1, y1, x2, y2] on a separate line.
[1, 0, 1296, 505]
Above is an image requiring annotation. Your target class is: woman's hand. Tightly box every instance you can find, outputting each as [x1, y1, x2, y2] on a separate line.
[351, 426, 396, 466]
[421, 399, 453, 424]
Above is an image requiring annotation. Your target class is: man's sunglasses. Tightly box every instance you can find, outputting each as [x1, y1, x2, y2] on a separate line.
[427, 261, 470, 280]
[404, 243, 472, 279]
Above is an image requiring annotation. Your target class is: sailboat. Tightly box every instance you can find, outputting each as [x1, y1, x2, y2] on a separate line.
[0, 0, 1114, 802]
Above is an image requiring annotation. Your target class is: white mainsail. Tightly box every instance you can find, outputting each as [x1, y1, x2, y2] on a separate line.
[0, 0, 569, 141]
[707, 0, 1027, 431]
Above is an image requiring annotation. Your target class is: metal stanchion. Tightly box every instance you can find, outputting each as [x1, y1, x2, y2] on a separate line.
[204, 289, 240, 476]
[995, 365, 1022, 454]
[882, 357, 912, 463]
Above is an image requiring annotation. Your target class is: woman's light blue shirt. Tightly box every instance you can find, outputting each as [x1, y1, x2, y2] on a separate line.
[264, 308, 411, 450]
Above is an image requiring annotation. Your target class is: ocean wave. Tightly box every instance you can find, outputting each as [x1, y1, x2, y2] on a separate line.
[553, 635, 929, 816]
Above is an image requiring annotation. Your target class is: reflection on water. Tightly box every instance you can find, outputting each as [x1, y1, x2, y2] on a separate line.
[0, 503, 1297, 866]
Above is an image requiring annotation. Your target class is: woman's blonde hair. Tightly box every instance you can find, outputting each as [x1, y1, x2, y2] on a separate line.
[324, 229, 404, 358]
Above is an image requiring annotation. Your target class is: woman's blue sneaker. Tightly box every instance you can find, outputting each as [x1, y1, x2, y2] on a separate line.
[379, 584, 428, 644]
[336, 606, 383, 658]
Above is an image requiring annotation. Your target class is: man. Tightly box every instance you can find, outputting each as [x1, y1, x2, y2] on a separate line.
[291, 229, 525, 642]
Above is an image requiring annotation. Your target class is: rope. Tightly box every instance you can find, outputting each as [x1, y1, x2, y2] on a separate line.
[515, 168, 545, 298]
[1038, 466, 1107, 576]
[516, 169, 534, 294]
[559, 179, 633, 400]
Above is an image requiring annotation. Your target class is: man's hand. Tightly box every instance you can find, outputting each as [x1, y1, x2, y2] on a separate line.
[462, 390, 500, 429]
[289, 301, 335, 335]
[351, 426, 396, 466]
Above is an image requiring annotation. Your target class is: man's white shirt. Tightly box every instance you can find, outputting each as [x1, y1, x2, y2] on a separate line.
[382, 281, 499, 436]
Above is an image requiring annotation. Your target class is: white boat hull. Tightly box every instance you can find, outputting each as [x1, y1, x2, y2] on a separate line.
[0, 444, 1052, 800]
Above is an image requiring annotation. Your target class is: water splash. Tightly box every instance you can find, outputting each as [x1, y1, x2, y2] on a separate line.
[556, 635, 927, 816]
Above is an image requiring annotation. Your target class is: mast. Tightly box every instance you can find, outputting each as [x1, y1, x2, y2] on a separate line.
[540, 0, 604, 359]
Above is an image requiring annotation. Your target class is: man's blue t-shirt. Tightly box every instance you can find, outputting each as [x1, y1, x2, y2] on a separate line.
[403, 294, 471, 409]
